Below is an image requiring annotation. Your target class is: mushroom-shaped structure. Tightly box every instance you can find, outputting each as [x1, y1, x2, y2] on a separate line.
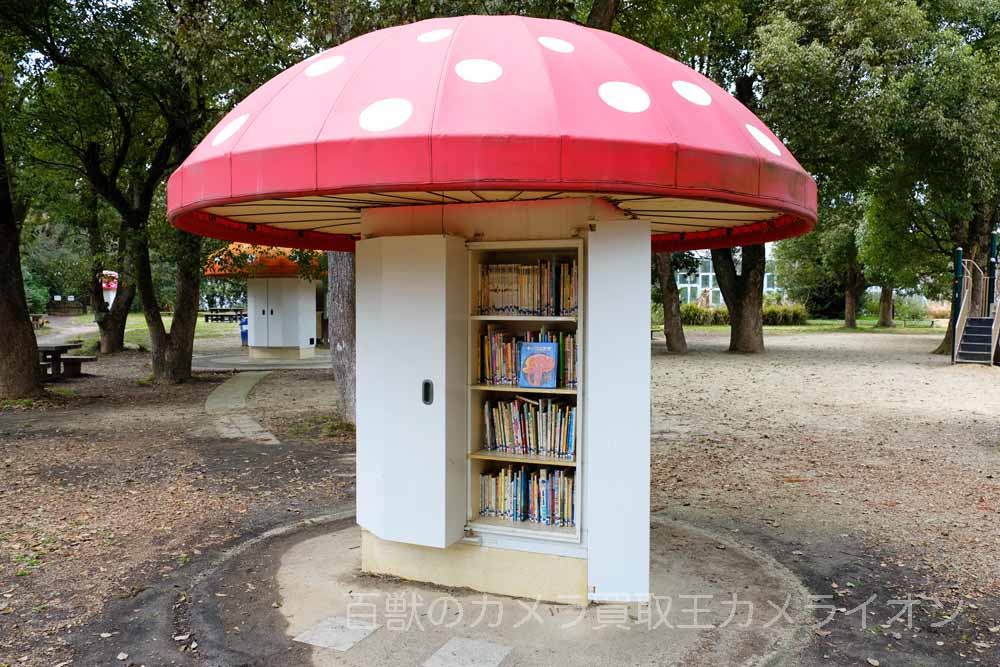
[166, 15, 815, 251]
[100, 270, 119, 307]
[205, 244, 322, 360]
[169, 15, 818, 606]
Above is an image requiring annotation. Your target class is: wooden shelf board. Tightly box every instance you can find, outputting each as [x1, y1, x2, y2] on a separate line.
[469, 450, 576, 467]
[470, 315, 577, 322]
[466, 239, 582, 251]
[469, 515, 577, 540]
[470, 384, 577, 395]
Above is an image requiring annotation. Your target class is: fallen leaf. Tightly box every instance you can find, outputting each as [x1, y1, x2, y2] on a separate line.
[867, 659, 880, 667]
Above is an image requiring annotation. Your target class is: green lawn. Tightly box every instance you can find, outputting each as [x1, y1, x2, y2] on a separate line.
[653, 318, 944, 336]
[78, 312, 241, 350]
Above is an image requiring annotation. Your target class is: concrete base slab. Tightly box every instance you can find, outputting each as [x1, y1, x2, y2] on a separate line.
[361, 530, 588, 603]
[294, 615, 379, 651]
[423, 638, 512, 667]
[250, 345, 316, 360]
[275, 517, 812, 666]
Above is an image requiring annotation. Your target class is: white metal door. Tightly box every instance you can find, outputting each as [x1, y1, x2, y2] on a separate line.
[266, 278, 302, 347]
[355, 235, 466, 548]
[247, 278, 268, 347]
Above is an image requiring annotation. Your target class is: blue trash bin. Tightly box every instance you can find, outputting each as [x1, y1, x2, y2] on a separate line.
[239, 316, 249, 347]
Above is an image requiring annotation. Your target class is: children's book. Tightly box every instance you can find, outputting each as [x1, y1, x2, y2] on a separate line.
[518, 341, 558, 388]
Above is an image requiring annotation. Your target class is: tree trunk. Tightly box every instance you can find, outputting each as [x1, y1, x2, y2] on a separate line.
[711, 245, 765, 353]
[132, 225, 202, 382]
[327, 251, 356, 423]
[932, 308, 956, 356]
[654, 252, 687, 353]
[86, 201, 135, 354]
[586, 0, 620, 30]
[0, 126, 43, 399]
[877, 285, 894, 327]
[844, 242, 862, 328]
[844, 292, 857, 328]
[97, 285, 135, 353]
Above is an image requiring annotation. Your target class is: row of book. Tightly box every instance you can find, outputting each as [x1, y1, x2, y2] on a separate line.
[483, 397, 576, 460]
[479, 466, 575, 527]
[475, 259, 578, 316]
[478, 325, 578, 388]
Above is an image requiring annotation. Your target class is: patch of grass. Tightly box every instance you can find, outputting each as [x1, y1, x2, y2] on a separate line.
[13, 554, 41, 568]
[287, 414, 355, 441]
[47, 387, 76, 398]
[136, 374, 155, 387]
[0, 398, 35, 410]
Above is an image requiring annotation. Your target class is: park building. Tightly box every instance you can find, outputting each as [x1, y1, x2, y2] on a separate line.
[675, 246, 782, 307]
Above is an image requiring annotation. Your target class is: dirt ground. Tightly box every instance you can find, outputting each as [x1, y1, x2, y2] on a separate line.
[0, 351, 352, 666]
[2, 326, 999, 665]
[652, 329, 1000, 665]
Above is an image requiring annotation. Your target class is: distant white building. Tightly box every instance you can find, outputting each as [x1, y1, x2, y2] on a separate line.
[675, 247, 782, 306]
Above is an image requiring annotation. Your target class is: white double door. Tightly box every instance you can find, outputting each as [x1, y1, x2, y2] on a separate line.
[247, 278, 309, 348]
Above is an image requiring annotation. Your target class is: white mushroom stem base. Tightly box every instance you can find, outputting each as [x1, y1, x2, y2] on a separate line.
[355, 197, 651, 603]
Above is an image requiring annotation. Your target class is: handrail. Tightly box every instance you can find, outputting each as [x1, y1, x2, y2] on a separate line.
[953, 264, 973, 363]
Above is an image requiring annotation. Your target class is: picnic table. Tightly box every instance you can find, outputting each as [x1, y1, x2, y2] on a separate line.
[37, 342, 83, 379]
[204, 309, 245, 323]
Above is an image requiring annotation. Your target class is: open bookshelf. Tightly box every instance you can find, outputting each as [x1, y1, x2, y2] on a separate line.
[466, 239, 584, 547]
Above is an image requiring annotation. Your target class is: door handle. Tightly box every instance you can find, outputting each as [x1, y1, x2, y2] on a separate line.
[261, 309, 266, 316]
[422, 380, 434, 405]
[270, 309, 274, 315]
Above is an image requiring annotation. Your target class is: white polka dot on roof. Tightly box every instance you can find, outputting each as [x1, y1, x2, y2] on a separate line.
[671, 80, 712, 106]
[537, 36, 574, 53]
[211, 113, 249, 147]
[358, 98, 413, 132]
[418, 28, 453, 43]
[746, 123, 782, 156]
[304, 55, 345, 77]
[598, 81, 650, 113]
[454, 59, 503, 83]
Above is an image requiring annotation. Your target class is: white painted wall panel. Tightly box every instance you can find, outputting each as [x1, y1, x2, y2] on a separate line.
[355, 235, 467, 549]
[356, 241, 385, 535]
[585, 220, 651, 602]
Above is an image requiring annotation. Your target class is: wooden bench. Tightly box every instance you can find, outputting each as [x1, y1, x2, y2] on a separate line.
[62, 356, 97, 378]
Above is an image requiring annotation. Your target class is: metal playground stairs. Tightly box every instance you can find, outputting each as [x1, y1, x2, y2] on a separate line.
[952, 241, 999, 366]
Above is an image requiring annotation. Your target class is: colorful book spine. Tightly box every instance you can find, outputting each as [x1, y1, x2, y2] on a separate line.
[482, 398, 576, 460]
[479, 326, 578, 388]
[476, 259, 577, 316]
[479, 465, 575, 527]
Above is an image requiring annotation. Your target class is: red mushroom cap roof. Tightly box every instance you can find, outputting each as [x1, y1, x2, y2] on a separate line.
[205, 243, 303, 278]
[167, 15, 817, 252]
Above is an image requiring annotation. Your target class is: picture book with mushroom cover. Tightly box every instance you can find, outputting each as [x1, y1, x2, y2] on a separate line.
[518, 342, 559, 388]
